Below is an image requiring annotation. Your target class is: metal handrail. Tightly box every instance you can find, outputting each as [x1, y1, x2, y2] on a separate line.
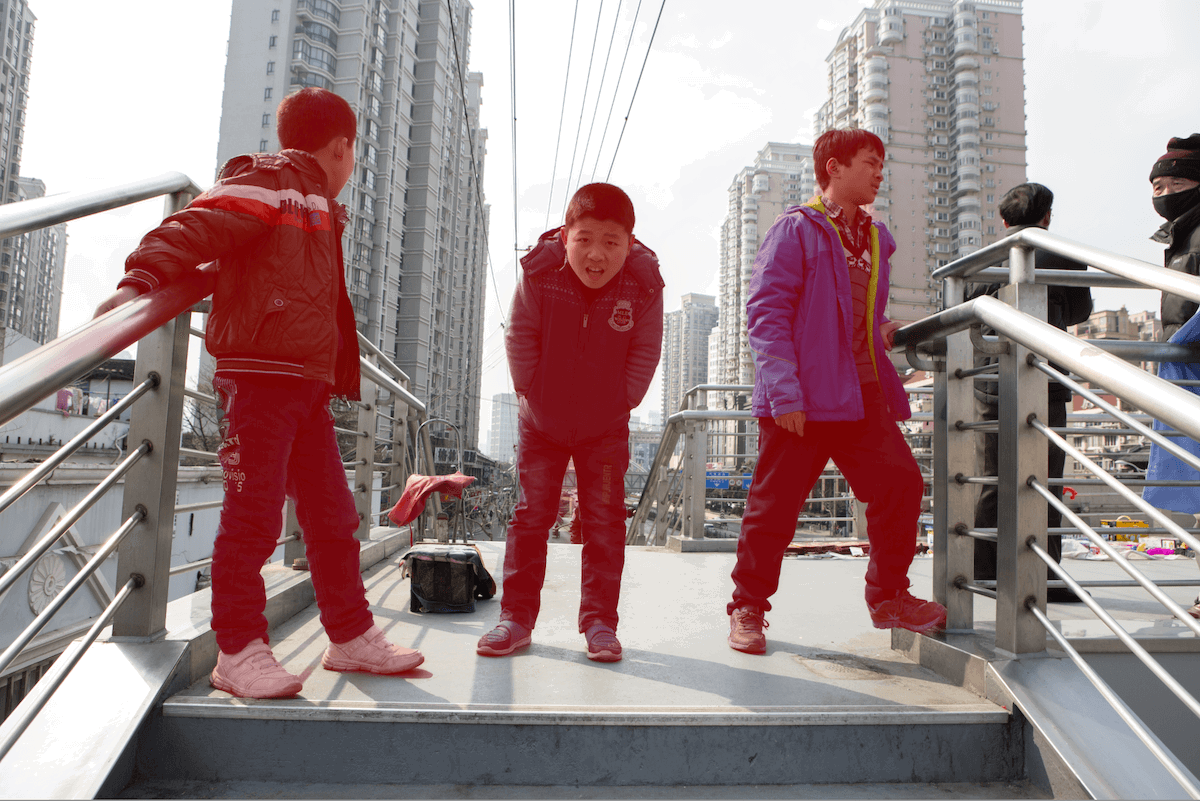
[932, 227, 1200, 309]
[0, 575, 141, 762]
[0, 442, 151, 602]
[0, 172, 200, 241]
[900, 295, 1200, 442]
[0, 376, 154, 517]
[1028, 598, 1200, 799]
[0, 266, 214, 427]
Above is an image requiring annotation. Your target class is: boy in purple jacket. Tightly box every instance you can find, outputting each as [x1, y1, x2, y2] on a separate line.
[726, 129, 946, 654]
[477, 183, 663, 662]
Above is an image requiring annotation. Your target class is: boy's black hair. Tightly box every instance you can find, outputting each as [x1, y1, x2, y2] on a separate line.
[276, 88, 356, 154]
[565, 183, 636, 235]
[998, 182, 1053, 227]
[813, 129, 885, 188]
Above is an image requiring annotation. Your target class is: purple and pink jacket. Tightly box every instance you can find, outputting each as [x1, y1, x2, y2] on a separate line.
[506, 227, 664, 442]
[747, 204, 911, 423]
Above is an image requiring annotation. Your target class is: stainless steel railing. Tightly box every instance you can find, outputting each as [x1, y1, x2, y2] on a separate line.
[905, 227, 1200, 796]
[0, 173, 441, 754]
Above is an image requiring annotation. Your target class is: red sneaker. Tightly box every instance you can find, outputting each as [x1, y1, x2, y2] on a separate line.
[728, 606, 768, 654]
[584, 623, 622, 662]
[868, 591, 947, 633]
[476, 620, 532, 657]
[210, 641, 303, 699]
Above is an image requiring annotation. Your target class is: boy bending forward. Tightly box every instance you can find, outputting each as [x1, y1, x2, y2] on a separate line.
[727, 129, 946, 654]
[477, 183, 663, 662]
[95, 88, 423, 698]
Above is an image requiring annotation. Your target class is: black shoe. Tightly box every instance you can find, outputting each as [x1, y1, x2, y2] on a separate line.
[1046, 586, 1084, 603]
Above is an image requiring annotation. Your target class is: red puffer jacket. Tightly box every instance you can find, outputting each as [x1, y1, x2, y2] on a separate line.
[506, 227, 664, 442]
[119, 150, 361, 399]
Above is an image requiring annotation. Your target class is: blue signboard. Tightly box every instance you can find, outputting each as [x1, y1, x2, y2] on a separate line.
[705, 472, 754, 490]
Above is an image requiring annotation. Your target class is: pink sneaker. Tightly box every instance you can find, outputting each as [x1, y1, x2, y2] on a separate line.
[210, 640, 303, 699]
[868, 591, 947, 633]
[322, 625, 425, 674]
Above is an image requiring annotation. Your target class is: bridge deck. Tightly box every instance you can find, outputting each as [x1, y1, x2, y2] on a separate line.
[164, 539, 1200, 721]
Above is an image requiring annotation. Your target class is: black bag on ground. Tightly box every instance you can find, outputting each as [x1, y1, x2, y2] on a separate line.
[402, 544, 496, 613]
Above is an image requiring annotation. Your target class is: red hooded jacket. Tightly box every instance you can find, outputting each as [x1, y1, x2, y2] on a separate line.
[119, 150, 361, 399]
[506, 227, 664, 442]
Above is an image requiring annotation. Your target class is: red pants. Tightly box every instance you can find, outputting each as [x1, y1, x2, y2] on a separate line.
[500, 416, 630, 632]
[729, 383, 924, 612]
[210, 374, 373, 654]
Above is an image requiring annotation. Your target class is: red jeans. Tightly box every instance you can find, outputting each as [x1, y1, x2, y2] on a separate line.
[500, 416, 630, 632]
[210, 373, 372, 654]
[729, 382, 924, 612]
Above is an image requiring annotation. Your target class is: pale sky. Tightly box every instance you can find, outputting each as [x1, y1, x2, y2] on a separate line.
[19, 0, 1200, 453]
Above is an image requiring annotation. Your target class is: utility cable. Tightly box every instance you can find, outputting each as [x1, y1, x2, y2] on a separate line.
[590, 0, 644, 182]
[509, 0, 520, 279]
[542, 0, 581, 233]
[572, 0, 624, 191]
[445, 0, 507, 325]
[606, 0, 667, 182]
[559, 0, 607, 223]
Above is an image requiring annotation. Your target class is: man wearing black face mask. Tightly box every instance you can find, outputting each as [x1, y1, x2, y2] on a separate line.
[1150, 134, 1200, 340]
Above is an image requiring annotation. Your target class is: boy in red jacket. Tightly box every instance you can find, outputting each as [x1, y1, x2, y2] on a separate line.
[94, 88, 423, 698]
[477, 183, 664, 662]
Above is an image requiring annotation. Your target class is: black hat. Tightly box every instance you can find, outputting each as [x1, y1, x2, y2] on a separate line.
[1150, 134, 1200, 183]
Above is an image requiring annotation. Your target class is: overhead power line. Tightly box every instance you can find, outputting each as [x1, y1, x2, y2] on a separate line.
[543, 0, 582, 233]
[509, 0, 520, 279]
[572, 0, 625, 192]
[444, 0, 507, 325]
[606, 0, 668, 182]
[558, 0, 607, 223]
[590, 0, 644, 183]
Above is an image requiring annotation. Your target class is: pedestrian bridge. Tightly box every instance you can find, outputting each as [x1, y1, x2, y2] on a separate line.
[1, 174, 1200, 798]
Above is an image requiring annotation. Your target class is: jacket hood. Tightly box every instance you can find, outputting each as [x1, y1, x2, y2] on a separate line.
[521, 226, 665, 294]
[219, 149, 329, 188]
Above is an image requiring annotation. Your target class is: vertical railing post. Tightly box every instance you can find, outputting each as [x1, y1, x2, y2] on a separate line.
[353, 373, 377, 540]
[996, 243, 1049, 654]
[282, 500, 305, 567]
[936, 275, 977, 630]
[111, 190, 194, 640]
[653, 456, 671, 546]
[686, 416, 710, 542]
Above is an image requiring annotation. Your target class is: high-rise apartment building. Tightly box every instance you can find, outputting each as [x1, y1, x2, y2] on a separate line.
[0, 3, 67, 362]
[814, 0, 1026, 323]
[216, 0, 489, 447]
[488, 391, 518, 464]
[4, 178, 65, 347]
[715, 143, 815, 386]
[661, 293, 719, 421]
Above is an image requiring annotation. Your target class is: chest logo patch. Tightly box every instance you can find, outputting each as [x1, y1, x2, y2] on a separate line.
[609, 299, 634, 332]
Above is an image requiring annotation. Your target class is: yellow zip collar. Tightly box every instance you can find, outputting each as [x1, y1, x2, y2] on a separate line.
[801, 199, 881, 381]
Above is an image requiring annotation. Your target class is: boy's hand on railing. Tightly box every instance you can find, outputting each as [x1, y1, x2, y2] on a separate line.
[776, 410, 806, 437]
[881, 320, 904, 351]
[93, 286, 140, 318]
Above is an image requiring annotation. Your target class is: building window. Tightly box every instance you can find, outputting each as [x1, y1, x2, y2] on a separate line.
[262, 113, 270, 127]
[264, 87, 273, 100]
[260, 139, 269, 151]
[269, 35, 277, 48]
[271, 9, 280, 22]
[266, 61, 275, 74]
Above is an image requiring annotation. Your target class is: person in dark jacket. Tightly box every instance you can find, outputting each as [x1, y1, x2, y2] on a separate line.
[94, 88, 424, 699]
[1150, 134, 1200, 341]
[969, 183, 1093, 598]
[1148, 134, 1200, 616]
[476, 183, 664, 663]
